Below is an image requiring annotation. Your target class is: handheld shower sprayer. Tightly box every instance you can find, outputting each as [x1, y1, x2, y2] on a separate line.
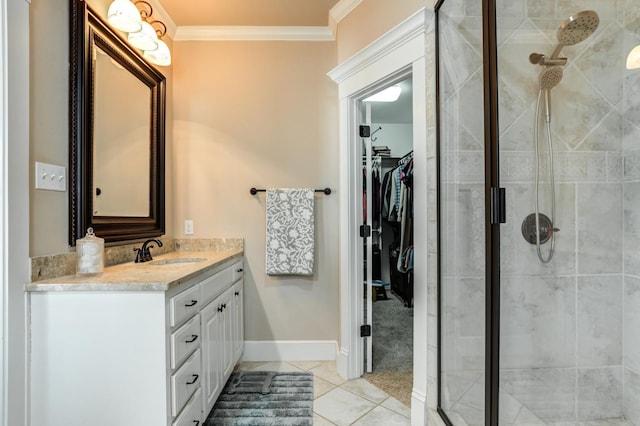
[523, 10, 599, 264]
[539, 66, 563, 123]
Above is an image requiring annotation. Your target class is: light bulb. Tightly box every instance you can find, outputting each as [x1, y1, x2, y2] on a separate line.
[128, 21, 158, 51]
[107, 0, 142, 33]
[144, 39, 171, 66]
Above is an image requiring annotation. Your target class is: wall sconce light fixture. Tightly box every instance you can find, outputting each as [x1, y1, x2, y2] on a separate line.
[107, 0, 171, 66]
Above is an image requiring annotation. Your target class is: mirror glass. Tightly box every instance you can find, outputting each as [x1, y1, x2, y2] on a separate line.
[92, 46, 150, 217]
[69, 0, 166, 245]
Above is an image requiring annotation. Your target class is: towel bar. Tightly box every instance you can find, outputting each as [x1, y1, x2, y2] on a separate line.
[250, 187, 331, 195]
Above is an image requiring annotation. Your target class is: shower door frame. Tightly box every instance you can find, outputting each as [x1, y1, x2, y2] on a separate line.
[436, 0, 502, 424]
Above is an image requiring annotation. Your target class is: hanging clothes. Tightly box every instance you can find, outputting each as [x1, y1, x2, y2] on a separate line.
[363, 167, 367, 222]
[374, 151, 414, 307]
[397, 158, 414, 273]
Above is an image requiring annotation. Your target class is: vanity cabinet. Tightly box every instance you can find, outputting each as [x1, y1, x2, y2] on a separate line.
[200, 263, 244, 416]
[231, 264, 244, 361]
[28, 255, 244, 426]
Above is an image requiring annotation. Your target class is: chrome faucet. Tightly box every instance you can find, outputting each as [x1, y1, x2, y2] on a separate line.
[133, 239, 163, 263]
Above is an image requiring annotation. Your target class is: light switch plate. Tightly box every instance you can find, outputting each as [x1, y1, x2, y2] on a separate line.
[35, 162, 66, 191]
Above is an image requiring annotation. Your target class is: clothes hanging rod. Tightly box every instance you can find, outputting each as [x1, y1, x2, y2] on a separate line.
[250, 187, 332, 195]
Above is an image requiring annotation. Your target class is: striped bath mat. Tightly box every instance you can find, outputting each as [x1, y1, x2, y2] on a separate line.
[206, 371, 313, 426]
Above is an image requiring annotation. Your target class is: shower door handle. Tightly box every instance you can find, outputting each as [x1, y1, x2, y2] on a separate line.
[491, 187, 506, 224]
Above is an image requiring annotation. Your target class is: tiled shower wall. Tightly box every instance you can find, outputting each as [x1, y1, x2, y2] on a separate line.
[622, 0, 640, 421]
[439, 0, 640, 423]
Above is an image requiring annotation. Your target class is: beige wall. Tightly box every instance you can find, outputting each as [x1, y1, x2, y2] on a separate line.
[336, 0, 429, 63]
[27, 0, 421, 342]
[30, 0, 174, 256]
[172, 41, 339, 341]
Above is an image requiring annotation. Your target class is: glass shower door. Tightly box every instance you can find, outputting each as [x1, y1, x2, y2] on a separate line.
[496, 0, 628, 424]
[439, 0, 638, 424]
[438, 0, 487, 423]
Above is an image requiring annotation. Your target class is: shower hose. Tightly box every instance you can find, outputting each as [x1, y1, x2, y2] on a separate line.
[534, 87, 556, 263]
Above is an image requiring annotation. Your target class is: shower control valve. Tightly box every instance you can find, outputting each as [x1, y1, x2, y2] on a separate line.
[521, 213, 559, 245]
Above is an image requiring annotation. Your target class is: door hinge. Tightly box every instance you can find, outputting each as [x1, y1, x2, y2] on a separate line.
[359, 125, 371, 138]
[360, 324, 371, 337]
[360, 224, 371, 238]
[491, 187, 506, 224]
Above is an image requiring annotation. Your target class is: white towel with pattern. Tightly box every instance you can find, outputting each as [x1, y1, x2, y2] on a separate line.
[265, 188, 315, 275]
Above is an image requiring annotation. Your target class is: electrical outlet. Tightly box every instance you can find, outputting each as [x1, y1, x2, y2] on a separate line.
[184, 220, 194, 235]
[35, 162, 66, 191]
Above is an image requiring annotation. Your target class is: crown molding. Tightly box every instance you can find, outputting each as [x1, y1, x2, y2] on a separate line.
[328, 0, 363, 34]
[174, 26, 334, 41]
[145, 0, 361, 42]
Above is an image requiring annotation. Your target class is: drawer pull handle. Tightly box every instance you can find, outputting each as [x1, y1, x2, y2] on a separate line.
[234, 291, 240, 296]
[222, 303, 227, 309]
[185, 335, 198, 343]
[218, 306, 223, 312]
[186, 374, 199, 385]
[236, 268, 243, 272]
[184, 300, 198, 307]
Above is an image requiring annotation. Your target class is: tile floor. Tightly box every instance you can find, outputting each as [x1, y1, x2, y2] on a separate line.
[234, 360, 412, 426]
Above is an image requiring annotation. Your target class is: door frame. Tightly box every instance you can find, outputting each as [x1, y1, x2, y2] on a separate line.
[328, 7, 430, 424]
[0, 0, 6, 422]
[2, 1, 31, 425]
[358, 72, 413, 375]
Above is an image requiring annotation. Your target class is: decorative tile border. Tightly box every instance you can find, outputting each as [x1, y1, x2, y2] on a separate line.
[624, 150, 640, 182]
[442, 151, 616, 184]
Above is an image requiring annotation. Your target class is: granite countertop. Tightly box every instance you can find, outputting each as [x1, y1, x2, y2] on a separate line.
[25, 249, 243, 292]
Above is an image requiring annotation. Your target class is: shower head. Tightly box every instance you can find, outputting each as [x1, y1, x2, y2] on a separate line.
[557, 10, 600, 46]
[539, 66, 563, 123]
[550, 10, 599, 59]
[539, 66, 563, 89]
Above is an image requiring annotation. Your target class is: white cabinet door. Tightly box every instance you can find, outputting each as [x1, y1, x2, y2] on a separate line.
[220, 288, 235, 381]
[232, 279, 244, 363]
[201, 299, 223, 416]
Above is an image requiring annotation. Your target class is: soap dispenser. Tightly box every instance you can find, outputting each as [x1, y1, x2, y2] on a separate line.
[76, 227, 104, 275]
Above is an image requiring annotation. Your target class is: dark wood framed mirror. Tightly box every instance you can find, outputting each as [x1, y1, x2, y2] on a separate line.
[69, 0, 166, 245]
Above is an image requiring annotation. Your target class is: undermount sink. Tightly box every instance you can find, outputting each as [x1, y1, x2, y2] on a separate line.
[148, 257, 206, 266]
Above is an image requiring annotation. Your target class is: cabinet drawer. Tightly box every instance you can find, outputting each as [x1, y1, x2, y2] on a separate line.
[172, 388, 202, 426]
[171, 314, 200, 370]
[201, 267, 233, 305]
[170, 285, 201, 328]
[232, 261, 244, 282]
[171, 349, 201, 417]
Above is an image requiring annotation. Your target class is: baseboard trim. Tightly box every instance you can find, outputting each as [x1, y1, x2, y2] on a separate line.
[411, 388, 428, 426]
[241, 340, 338, 362]
[336, 347, 350, 379]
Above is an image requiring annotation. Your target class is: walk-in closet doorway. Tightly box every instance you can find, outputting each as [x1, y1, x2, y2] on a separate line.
[360, 77, 415, 407]
[328, 8, 431, 424]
